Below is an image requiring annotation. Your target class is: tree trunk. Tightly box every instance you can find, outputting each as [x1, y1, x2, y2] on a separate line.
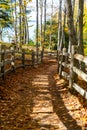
[57, 0, 62, 50]
[78, 0, 84, 54]
[44, 0, 47, 44]
[19, 0, 22, 46]
[49, 0, 53, 50]
[40, 0, 43, 47]
[66, 0, 79, 84]
[57, 0, 62, 73]
[72, 0, 75, 13]
[36, 0, 39, 63]
[68, 0, 75, 53]
[60, 5, 66, 49]
[26, 17, 29, 44]
[14, 0, 18, 44]
[66, 0, 78, 47]
[23, 2, 27, 44]
[78, 0, 85, 71]
[0, 29, 2, 41]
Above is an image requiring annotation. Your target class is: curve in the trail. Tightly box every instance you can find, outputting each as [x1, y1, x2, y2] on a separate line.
[0, 59, 84, 130]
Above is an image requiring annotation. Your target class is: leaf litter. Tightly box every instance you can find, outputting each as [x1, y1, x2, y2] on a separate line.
[0, 59, 87, 130]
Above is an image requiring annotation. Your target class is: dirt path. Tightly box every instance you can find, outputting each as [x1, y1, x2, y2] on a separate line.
[0, 59, 87, 130]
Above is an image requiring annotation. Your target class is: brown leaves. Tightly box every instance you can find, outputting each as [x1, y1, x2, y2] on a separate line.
[0, 59, 87, 129]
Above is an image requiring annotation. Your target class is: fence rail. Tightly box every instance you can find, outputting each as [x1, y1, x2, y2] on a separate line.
[58, 45, 87, 99]
[0, 45, 44, 79]
[43, 51, 57, 59]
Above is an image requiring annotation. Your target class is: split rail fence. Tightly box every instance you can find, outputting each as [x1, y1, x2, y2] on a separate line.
[1, 44, 86, 99]
[0, 45, 44, 79]
[43, 50, 57, 59]
[58, 45, 87, 99]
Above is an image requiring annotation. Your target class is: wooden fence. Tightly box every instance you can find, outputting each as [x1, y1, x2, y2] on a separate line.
[0, 45, 44, 79]
[43, 50, 57, 59]
[58, 45, 87, 99]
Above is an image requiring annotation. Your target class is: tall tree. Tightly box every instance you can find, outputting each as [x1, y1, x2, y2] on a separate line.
[19, 0, 22, 45]
[18, 0, 30, 45]
[60, 4, 66, 49]
[78, 0, 85, 71]
[39, 0, 43, 47]
[66, 0, 78, 47]
[14, 0, 18, 44]
[57, 0, 62, 50]
[23, 0, 28, 44]
[68, 0, 75, 53]
[72, 0, 75, 13]
[49, 0, 53, 50]
[44, 0, 47, 45]
[36, 0, 39, 63]
[78, 0, 84, 54]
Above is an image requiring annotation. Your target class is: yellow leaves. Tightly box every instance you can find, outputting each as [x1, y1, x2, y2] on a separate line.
[56, 79, 65, 86]
[24, 0, 27, 6]
[43, 41, 48, 45]
[84, 45, 87, 55]
[23, 0, 32, 6]
[29, 0, 32, 2]
[46, 30, 51, 35]
[64, 27, 68, 32]
[0, 19, 9, 25]
[81, 117, 87, 122]
[0, 4, 10, 10]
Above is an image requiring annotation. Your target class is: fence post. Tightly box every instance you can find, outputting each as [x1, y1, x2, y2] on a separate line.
[57, 50, 58, 60]
[10, 47, 15, 71]
[22, 49, 25, 68]
[57, 50, 60, 73]
[41, 47, 44, 63]
[1, 45, 6, 79]
[0, 45, 1, 73]
[32, 51, 35, 67]
[69, 45, 78, 88]
[59, 48, 66, 77]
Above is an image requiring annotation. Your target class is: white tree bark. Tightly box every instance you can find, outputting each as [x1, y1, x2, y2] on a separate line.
[57, 0, 62, 50]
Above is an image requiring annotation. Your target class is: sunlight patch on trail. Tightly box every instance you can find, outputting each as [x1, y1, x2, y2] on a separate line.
[30, 74, 67, 130]
[32, 82, 49, 86]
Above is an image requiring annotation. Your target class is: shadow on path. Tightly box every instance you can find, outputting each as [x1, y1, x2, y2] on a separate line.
[48, 65, 82, 130]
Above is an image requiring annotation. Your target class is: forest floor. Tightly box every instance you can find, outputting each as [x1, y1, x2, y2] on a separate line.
[0, 58, 87, 130]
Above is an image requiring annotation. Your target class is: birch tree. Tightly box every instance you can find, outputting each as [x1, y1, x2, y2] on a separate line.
[44, 0, 47, 44]
[36, 0, 39, 63]
[49, 0, 53, 50]
[19, 0, 22, 45]
[39, 0, 43, 47]
[14, 0, 18, 44]
[57, 0, 62, 50]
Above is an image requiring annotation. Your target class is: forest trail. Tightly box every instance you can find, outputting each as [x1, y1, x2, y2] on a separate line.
[0, 59, 87, 130]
